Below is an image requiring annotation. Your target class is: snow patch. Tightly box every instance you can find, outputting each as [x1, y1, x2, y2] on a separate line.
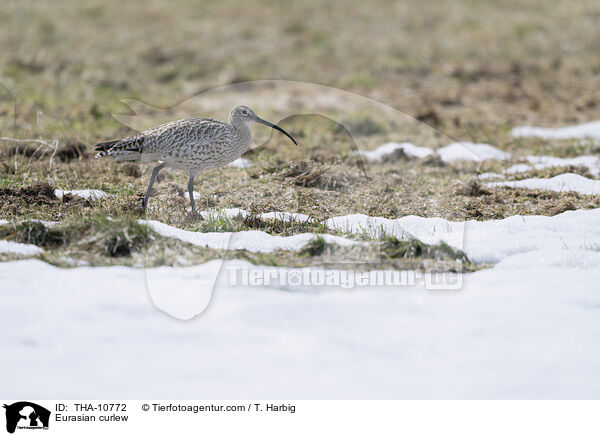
[201, 208, 248, 220]
[139, 208, 600, 266]
[325, 214, 463, 247]
[325, 209, 600, 265]
[142, 220, 360, 253]
[178, 207, 315, 223]
[7, 206, 599, 267]
[437, 142, 510, 163]
[183, 191, 202, 200]
[357, 142, 434, 161]
[259, 211, 314, 222]
[477, 172, 504, 180]
[526, 155, 600, 177]
[54, 189, 110, 201]
[358, 141, 509, 163]
[504, 164, 532, 174]
[485, 155, 600, 179]
[486, 173, 600, 195]
[229, 158, 251, 168]
[496, 248, 600, 270]
[0, 240, 44, 256]
[511, 121, 600, 140]
[2, 259, 600, 398]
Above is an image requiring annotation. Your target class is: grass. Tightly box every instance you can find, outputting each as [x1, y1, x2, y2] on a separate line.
[193, 209, 242, 233]
[4, 220, 66, 248]
[380, 236, 469, 263]
[0, 216, 478, 272]
[1, 0, 599, 270]
[336, 112, 389, 136]
[299, 236, 326, 257]
[3, 0, 600, 141]
[1, 214, 152, 256]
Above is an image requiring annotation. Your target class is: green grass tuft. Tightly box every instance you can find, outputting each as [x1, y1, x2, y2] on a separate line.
[299, 236, 326, 257]
[381, 236, 470, 262]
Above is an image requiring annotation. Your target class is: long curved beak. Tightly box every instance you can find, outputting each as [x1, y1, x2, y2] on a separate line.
[256, 117, 297, 145]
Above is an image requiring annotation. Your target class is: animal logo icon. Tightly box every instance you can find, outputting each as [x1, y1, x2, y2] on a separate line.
[3, 402, 50, 434]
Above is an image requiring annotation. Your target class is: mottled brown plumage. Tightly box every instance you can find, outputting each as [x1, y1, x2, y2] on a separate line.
[95, 105, 296, 213]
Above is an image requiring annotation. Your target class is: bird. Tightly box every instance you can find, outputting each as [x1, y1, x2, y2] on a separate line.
[95, 105, 297, 213]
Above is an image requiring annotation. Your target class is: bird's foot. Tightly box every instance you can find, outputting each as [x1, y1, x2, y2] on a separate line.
[186, 210, 204, 221]
[129, 196, 147, 216]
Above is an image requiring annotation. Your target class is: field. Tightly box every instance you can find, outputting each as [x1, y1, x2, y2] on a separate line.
[1, 0, 600, 399]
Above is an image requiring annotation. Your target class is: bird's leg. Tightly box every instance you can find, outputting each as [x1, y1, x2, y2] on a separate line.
[142, 163, 166, 211]
[187, 174, 197, 213]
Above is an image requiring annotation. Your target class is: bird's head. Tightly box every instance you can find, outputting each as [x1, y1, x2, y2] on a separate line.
[229, 105, 297, 145]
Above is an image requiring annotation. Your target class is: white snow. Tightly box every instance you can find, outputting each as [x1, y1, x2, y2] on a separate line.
[325, 214, 462, 246]
[183, 191, 202, 200]
[357, 142, 434, 161]
[6, 218, 58, 227]
[525, 155, 600, 177]
[3, 202, 600, 398]
[360, 141, 510, 163]
[1, 258, 600, 399]
[135, 207, 600, 266]
[504, 164, 531, 174]
[174, 207, 315, 224]
[360, 141, 600, 182]
[463, 209, 600, 264]
[54, 189, 110, 201]
[437, 142, 510, 163]
[486, 173, 600, 195]
[4, 207, 599, 268]
[325, 208, 600, 264]
[229, 157, 251, 168]
[0, 240, 44, 256]
[204, 207, 248, 219]
[4, 118, 600, 398]
[259, 211, 314, 222]
[142, 219, 360, 253]
[481, 155, 600, 179]
[511, 121, 600, 140]
[477, 172, 504, 180]
[495, 248, 600, 270]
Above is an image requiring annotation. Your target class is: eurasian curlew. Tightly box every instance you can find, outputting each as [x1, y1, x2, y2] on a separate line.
[95, 105, 297, 213]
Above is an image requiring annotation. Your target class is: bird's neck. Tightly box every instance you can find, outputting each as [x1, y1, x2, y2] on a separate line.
[230, 118, 252, 151]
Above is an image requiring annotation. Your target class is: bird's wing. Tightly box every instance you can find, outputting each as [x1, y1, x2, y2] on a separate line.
[96, 118, 228, 158]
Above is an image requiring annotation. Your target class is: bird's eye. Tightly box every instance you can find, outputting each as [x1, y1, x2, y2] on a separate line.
[241, 110, 248, 116]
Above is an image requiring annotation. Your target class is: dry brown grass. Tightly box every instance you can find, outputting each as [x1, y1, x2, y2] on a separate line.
[1, 0, 599, 269]
[2, 0, 600, 138]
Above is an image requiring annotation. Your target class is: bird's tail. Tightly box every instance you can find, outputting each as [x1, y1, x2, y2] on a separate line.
[94, 140, 120, 158]
[94, 136, 145, 160]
